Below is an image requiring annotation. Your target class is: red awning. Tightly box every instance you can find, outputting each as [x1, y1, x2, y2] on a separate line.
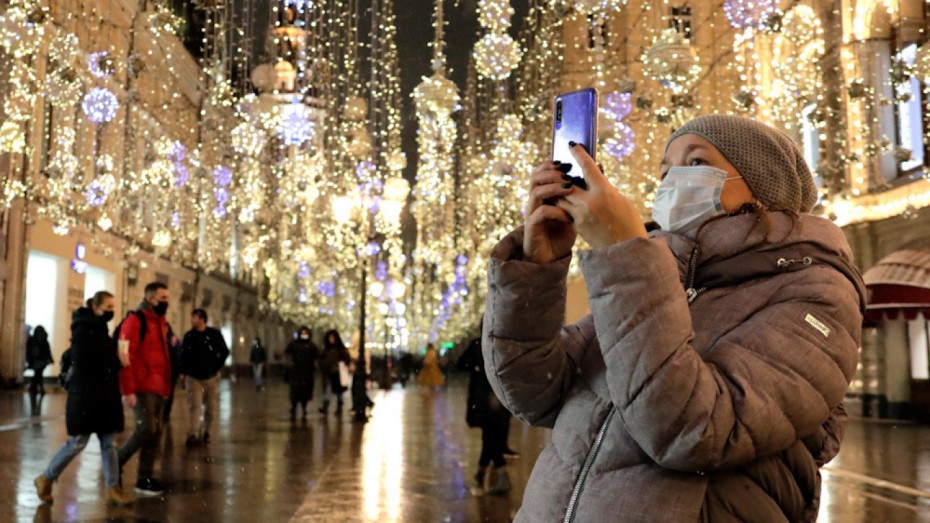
[863, 248, 930, 322]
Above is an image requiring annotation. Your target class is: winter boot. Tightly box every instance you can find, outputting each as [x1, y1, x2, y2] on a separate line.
[34, 474, 53, 503]
[106, 486, 133, 506]
[486, 467, 511, 496]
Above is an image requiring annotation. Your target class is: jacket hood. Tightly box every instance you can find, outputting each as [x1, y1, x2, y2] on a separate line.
[653, 212, 867, 312]
[72, 306, 101, 325]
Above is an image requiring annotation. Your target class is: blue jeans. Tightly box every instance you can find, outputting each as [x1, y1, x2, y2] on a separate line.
[43, 433, 119, 487]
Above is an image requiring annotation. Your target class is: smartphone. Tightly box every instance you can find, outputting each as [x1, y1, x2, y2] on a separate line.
[552, 88, 598, 189]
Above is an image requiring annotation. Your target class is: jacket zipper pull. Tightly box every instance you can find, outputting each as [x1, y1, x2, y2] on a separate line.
[684, 246, 700, 303]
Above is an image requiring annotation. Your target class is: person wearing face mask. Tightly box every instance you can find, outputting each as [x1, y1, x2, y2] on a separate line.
[181, 309, 229, 447]
[285, 327, 320, 420]
[117, 281, 172, 496]
[484, 115, 864, 521]
[34, 291, 133, 506]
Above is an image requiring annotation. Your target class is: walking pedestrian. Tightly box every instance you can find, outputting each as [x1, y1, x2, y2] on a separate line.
[34, 292, 132, 506]
[180, 309, 229, 447]
[416, 343, 445, 387]
[318, 330, 350, 414]
[458, 332, 512, 496]
[250, 337, 267, 390]
[285, 327, 319, 420]
[26, 325, 53, 400]
[484, 115, 864, 520]
[117, 282, 172, 496]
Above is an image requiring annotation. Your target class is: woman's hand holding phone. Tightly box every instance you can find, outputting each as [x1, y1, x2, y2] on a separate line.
[523, 161, 577, 264]
[556, 144, 647, 248]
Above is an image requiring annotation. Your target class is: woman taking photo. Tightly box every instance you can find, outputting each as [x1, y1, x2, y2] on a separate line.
[34, 291, 132, 506]
[483, 115, 864, 521]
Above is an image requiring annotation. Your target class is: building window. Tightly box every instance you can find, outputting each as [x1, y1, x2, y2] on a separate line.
[895, 43, 925, 173]
[909, 318, 930, 380]
[669, 6, 692, 38]
[801, 104, 823, 205]
[587, 14, 608, 50]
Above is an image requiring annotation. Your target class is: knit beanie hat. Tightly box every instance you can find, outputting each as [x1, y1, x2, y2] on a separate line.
[665, 115, 818, 212]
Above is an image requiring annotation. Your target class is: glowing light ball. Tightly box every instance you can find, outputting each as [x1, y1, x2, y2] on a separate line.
[473, 32, 522, 80]
[81, 87, 119, 124]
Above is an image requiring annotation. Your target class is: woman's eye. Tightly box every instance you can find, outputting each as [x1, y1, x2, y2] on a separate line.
[689, 158, 706, 166]
[659, 171, 668, 180]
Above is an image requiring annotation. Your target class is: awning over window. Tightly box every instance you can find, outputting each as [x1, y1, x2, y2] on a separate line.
[864, 248, 930, 322]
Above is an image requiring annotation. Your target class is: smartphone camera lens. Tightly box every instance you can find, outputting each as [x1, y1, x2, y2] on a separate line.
[555, 100, 562, 122]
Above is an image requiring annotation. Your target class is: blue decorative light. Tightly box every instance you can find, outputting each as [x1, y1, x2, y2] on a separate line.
[278, 105, 315, 146]
[81, 87, 119, 124]
[87, 51, 114, 79]
[602, 92, 636, 161]
[85, 178, 110, 207]
[212, 166, 233, 187]
[723, 0, 778, 29]
[298, 262, 311, 279]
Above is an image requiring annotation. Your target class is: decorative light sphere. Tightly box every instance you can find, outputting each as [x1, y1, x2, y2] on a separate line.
[478, 0, 514, 31]
[642, 29, 701, 92]
[348, 127, 372, 159]
[387, 150, 407, 172]
[81, 87, 119, 124]
[473, 32, 522, 80]
[383, 176, 410, 202]
[413, 70, 460, 115]
[344, 96, 368, 121]
[723, 0, 779, 29]
[278, 104, 315, 146]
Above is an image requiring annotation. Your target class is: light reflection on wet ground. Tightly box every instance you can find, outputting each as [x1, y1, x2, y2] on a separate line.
[0, 377, 927, 521]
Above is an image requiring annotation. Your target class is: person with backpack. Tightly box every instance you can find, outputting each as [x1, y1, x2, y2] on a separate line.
[116, 281, 172, 496]
[180, 309, 229, 447]
[34, 291, 132, 506]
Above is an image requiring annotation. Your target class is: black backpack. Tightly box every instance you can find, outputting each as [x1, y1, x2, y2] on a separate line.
[113, 311, 148, 344]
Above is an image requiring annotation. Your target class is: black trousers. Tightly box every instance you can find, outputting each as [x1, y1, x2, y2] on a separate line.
[479, 423, 508, 468]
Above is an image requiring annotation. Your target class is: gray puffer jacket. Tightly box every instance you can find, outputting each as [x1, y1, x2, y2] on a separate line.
[483, 212, 864, 522]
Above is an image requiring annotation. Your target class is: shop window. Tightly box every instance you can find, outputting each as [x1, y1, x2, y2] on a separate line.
[909, 318, 930, 379]
[894, 43, 925, 173]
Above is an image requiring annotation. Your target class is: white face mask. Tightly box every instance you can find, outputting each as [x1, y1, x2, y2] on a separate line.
[300, 334, 309, 340]
[652, 166, 740, 237]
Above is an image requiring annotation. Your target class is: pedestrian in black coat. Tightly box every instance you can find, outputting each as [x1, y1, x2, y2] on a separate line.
[34, 291, 132, 506]
[26, 325, 53, 397]
[458, 334, 515, 495]
[285, 327, 319, 420]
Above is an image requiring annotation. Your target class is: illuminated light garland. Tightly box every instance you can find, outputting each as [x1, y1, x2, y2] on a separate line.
[0, 120, 26, 153]
[601, 92, 635, 160]
[85, 174, 115, 207]
[723, 0, 779, 29]
[571, 0, 627, 13]
[0, 2, 46, 58]
[147, 6, 183, 36]
[81, 87, 119, 124]
[46, 33, 83, 106]
[87, 51, 115, 79]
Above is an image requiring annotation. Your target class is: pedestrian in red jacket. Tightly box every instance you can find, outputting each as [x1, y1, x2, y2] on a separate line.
[117, 281, 172, 496]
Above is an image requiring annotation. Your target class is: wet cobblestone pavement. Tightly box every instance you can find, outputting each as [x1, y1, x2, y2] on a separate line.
[1, 376, 929, 522]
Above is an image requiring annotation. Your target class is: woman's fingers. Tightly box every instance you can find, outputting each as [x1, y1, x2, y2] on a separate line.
[530, 181, 574, 202]
[569, 144, 607, 189]
[531, 203, 573, 224]
[555, 197, 582, 223]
